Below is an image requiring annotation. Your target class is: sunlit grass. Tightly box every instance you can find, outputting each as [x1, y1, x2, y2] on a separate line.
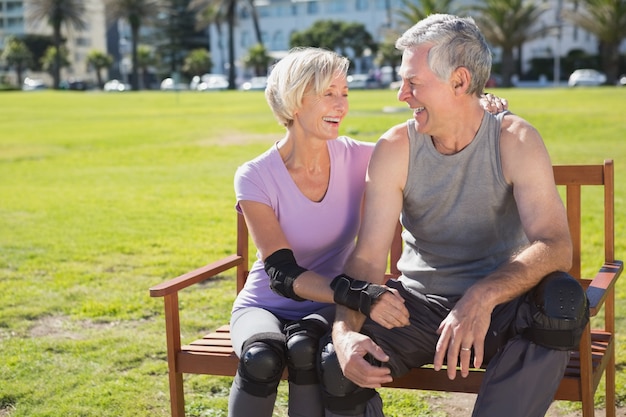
[0, 87, 624, 416]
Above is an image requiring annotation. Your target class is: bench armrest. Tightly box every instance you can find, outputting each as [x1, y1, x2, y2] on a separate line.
[149, 254, 245, 298]
[585, 260, 623, 316]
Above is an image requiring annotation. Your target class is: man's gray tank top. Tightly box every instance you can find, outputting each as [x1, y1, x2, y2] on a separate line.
[398, 111, 529, 297]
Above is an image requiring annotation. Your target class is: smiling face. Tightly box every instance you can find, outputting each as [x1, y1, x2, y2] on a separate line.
[396, 44, 454, 137]
[293, 72, 349, 141]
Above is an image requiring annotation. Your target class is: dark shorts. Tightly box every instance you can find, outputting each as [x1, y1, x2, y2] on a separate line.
[361, 279, 528, 378]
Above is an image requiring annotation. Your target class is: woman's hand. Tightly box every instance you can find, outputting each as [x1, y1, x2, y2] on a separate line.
[480, 93, 508, 114]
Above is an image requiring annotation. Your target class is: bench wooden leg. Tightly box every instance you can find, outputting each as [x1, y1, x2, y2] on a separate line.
[164, 293, 185, 417]
[579, 324, 594, 417]
[606, 343, 616, 417]
[168, 368, 185, 417]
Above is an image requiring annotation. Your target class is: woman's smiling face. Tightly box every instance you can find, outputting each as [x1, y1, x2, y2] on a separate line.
[294, 73, 349, 140]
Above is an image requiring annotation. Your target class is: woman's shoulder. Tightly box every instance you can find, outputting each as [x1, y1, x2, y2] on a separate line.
[236, 144, 279, 175]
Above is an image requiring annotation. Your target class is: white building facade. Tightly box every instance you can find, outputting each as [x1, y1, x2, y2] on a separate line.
[209, 0, 625, 84]
[1, 0, 106, 85]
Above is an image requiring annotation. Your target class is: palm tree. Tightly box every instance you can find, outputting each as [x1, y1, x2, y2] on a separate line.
[183, 47, 213, 78]
[562, 0, 626, 84]
[189, 0, 226, 73]
[137, 45, 158, 89]
[189, 0, 262, 89]
[40, 45, 70, 79]
[396, 0, 459, 31]
[86, 50, 114, 88]
[105, 0, 161, 91]
[470, 0, 549, 87]
[1, 37, 33, 87]
[242, 43, 271, 76]
[26, 0, 86, 89]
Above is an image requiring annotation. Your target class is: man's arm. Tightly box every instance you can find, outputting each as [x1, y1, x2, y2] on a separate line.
[332, 123, 410, 388]
[434, 114, 573, 379]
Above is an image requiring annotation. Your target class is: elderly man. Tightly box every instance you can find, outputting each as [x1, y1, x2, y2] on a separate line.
[320, 14, 588, 417]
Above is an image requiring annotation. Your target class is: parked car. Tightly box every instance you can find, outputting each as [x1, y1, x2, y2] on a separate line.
[568, 69, 606, 87]
[189, 73, 229, 91]
[240, 76, 267, 91]
[347, 73, 379, 89]
[160, 77, 188, 91]
[60, 79, 89, 91]
[103, 79, 130, 92]
[22, 77, 46, 91]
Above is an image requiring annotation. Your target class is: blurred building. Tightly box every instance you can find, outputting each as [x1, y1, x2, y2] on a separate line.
[1, 0, 625, 87]
[1, 0, 106, 86]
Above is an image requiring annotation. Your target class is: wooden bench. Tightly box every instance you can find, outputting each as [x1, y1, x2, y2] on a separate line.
[150, 160, 622, 417]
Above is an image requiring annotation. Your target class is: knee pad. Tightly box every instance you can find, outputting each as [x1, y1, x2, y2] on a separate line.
[317, 333, 377, 416]
[235, 332, 286, 397]
[524, 271, 590, 351]
[285, 317, 329, 385]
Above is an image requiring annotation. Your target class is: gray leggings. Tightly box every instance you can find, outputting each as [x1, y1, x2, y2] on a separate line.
[228, 305, 335, 417]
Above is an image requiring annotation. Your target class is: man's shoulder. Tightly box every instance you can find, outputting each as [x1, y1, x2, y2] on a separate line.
[500, 112, 540, 140]
[379, 121, 411, 144]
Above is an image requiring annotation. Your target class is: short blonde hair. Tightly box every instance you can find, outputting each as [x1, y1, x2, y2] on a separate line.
[265, 47, 350, 127]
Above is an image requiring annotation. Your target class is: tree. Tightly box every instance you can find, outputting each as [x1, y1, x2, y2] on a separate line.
[182, 47, 212, 78]
[21, 34, 55, 72]
[290, 20, 346, 50]
[376, 41, 402, 83]
[105, 0, 161, 91]
[86, 50, 113, 88]
[189, 0, 224, 73]
[137, 45, 158, 89]
[562, 0, 626, 84]
[290, 20, 377, 72]
[342, 22, 378, 59]
[242, 43, 272, 76]
[156, 0, 210, 77]
[189, 0, 263, 89]
[1, 37, 33, 86]
[40, 45, 70, 78]
[396, 0, 459, 31]
[470, 0, 549, 87]
[27, 0, 86, 89]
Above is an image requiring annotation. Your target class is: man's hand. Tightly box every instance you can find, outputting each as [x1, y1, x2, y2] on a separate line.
[368, 288, 410, 329]
[333, 329, 393, 388]
[433, 291, 492, 379]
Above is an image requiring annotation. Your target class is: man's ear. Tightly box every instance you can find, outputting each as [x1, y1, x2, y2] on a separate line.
[451, 66, 471, 95]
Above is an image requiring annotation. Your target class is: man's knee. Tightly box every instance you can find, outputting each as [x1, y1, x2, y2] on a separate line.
[285, 317, 328, 385]
[235, 332, 286, 397]
[524, 271, 589, 350]
[318, 333, 377, 416]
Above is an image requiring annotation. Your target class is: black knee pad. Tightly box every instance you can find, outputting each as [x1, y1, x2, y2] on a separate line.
[317, 333, 377, 416]
[235, 332, 286, 397]
[524, 271, 590, 351]
[285, 317, 329, 385]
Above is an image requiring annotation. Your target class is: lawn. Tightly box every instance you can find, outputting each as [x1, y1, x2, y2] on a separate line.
[0, 87, 624, 417]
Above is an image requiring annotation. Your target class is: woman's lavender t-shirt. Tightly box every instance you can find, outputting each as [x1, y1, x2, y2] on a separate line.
[232, 137, 374, 321]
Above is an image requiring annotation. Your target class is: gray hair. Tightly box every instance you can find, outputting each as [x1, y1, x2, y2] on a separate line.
[395, 14, 491, 96]
[265, 47, 350, 127]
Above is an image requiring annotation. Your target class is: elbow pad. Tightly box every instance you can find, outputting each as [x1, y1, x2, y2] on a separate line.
[264, 248, 307, 301]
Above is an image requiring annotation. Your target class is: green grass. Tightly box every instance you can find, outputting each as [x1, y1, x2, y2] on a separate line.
[0, 87, 624, 416]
